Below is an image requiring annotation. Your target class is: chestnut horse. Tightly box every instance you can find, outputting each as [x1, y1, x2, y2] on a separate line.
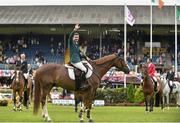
[33, 54, 130, 122]
[11, 70, 32, 111]
[11, 70, 25, 111]
[139, 65, 163, 113]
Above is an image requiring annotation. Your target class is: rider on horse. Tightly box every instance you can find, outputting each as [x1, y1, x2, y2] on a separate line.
[19, 53, 29, 87]
[166, 66, 175, 94]
[147, 58, 157, 91]
[67, 24, 89, 90]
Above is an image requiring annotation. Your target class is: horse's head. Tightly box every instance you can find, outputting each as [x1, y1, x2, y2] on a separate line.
[13, 70, 23, 83]
[113, 54, 130, 74]
[139, 64, 149, 78]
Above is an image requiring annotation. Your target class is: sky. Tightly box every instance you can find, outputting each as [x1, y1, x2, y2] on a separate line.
[0, 0, 180, 6]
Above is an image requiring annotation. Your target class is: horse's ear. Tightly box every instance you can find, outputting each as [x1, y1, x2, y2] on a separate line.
[139, 64, 143, 68]
[115, 52, 123, 59]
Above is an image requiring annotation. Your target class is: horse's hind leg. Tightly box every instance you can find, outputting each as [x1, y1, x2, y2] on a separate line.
[41, 89, 51, 122]
[26, 88, 30, 109]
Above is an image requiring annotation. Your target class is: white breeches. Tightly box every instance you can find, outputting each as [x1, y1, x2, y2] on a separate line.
[72, 62, 87, 73]
[152, 76, 157, 82]
[169, 80, 173, 86]
[23, 73, 29, 79]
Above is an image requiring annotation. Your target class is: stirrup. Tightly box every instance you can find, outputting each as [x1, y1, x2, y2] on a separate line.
[79, 84, 90, 91]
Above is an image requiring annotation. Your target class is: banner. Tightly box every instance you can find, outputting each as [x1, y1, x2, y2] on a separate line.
[0, 70, 14, 77]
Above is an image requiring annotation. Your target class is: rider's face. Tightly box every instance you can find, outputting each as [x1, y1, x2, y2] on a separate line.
[73, 34, 79, 42]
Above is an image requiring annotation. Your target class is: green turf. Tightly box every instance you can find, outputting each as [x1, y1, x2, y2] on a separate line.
[0, 103, 180, 122]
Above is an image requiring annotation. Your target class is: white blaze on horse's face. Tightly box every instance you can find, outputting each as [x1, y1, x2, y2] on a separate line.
[16, 70, 20, 82]
[127, 63, 130, 70]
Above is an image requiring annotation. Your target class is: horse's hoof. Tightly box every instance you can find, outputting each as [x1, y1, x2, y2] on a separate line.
[44, 117, 52, 122]
[47, 119, 52, 122]
[89, 119, 94, 122]
[13, 109, 16, 111]
[75, 108, 78, 113]
[78, 112, 82, 118]
[80, 119, 84, 122]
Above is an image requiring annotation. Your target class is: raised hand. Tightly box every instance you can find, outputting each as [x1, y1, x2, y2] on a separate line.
[74, 24, 80, 31]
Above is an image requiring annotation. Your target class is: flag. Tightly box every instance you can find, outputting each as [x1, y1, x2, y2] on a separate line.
[158, 0, 164, 9]
[126, 6, 135, 26]
[152, 0, 164, 9]
[177, 7, 180, 20]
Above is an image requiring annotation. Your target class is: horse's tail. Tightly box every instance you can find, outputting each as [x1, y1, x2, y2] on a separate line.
[33, 75, 41, 115]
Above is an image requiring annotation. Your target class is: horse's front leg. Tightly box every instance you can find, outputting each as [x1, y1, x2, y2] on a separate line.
[41, 91, 51, 122]
[167, 94, 170, 110]
[149, 97, 152, 112]
[79, 103, 85, 122]
[162, 95, 165, 111]
[87, 109, 93, 122]
[160, 96, 163, 110]
[74, 98, 79, 112]
[150, 97, 154, 112]
[145, 96, 148, 113]
[13, 92, 16, 111]
[176, 93, 180, 108]
[17, 91, 23, 111]
[85, 100, 94, 122]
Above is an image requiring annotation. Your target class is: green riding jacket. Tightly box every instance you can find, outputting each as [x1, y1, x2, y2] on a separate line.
[68, 30, 82, 63]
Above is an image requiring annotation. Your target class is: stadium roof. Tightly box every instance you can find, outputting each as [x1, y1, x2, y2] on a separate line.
[0, 0, 180, 6]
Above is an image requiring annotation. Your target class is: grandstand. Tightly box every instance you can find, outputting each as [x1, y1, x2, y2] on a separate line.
[0, 0, 179, 71]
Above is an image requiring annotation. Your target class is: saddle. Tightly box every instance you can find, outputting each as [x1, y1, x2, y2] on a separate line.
[150, 77, 159, 92]
[65, 61, 93, 91]
[65, 61, 93, 80]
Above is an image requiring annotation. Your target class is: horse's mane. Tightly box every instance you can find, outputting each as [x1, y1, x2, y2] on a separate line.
[92, 54, 116, 65]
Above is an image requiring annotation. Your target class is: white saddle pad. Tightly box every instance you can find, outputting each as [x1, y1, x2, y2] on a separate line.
[23, 73, 29, 79]
[65, 61, 93, 80]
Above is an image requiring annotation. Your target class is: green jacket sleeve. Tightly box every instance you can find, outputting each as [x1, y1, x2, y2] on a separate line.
[68, 30, 75, 48]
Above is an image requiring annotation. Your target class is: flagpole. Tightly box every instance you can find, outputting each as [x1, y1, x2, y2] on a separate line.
[150, 1, 153, 59]
[124, 1, 127, 88]
[175, 1, 178, 77]
[124, 2, 127, 62]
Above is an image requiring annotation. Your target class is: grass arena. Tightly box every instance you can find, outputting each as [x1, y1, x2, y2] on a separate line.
[0, 104, 180, 122]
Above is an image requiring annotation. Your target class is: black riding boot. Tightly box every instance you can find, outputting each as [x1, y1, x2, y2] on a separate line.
[154, 81, 157, 92]
[170, 86, 173, 94]
[79, 72, 90, 91]
[24, 79, 28, 90]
